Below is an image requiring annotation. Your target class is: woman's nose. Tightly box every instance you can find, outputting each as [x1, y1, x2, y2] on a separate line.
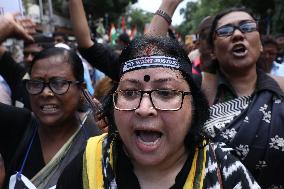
[231, 28, 245, 42]
[41, 85, 54, 97]
[135, 94, 157, 117]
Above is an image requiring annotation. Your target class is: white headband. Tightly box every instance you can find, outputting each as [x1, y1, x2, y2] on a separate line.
[121, 56, 180, 74]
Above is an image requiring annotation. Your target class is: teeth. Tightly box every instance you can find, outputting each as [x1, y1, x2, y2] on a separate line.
[136, 130, 162, 145]
[138, 137, 160, 146]
[42, 105, 57, 112]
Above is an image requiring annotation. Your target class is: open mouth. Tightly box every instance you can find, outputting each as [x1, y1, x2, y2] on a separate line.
[135, 130, 162, 145]
[232, 44, 247, 57]
[40, 104, 58, 113]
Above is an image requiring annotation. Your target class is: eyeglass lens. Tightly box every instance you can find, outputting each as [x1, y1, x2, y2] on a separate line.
[26, 79, 72, 95]
[113, 90, 187, 111]
[216, 21, 257, 37]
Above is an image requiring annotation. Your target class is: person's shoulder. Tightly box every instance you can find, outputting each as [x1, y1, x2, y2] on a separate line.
[270, 75, 284, 92]
[0, 103, 31, 122]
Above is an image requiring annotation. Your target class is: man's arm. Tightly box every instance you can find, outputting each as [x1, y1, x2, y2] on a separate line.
[146, 0, 183, 36]
[69, 0, 120, 81]
[69, 0, 94, 49]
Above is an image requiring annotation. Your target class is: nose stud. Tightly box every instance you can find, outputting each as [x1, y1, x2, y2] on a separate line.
[47, 91, 54, 96]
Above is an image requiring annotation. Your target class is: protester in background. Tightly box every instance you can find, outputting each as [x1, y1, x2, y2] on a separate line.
[23, 34, 53, 67]
[56, 36, 259, 189]
[69, 0, 120, 81]
[258, 35, 278, 73]
[188, 16, 215, 87]
[0, 14, 36, 108]
[275, 33, 284, 64]
[114, 32, 130, 54]
[0, 47, 102, 189]
[53, 32, 68, 45]
[0, 34, 53, 109]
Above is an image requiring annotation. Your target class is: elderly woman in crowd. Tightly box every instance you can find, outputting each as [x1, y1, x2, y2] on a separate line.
[56, 36, 259, 189]
[0, 47, 101, 189]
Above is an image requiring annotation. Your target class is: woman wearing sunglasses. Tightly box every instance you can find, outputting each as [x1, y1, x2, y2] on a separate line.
[56, 36, 260, 189]
[145, 1, 284, 187]
[0, 47, 102, 189]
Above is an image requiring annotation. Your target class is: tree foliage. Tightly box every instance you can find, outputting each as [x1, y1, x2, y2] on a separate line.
[177, 0, 284, 37]
[127, 9, 152, 33]
[83, 0, 137, 22]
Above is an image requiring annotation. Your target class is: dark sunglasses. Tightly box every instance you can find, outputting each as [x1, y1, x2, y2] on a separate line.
[215, 20, 258, 37]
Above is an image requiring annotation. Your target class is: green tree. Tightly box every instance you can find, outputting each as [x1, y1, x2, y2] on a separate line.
[177, 0, 242, 36]
[271, 0, 284, 34]
[127, 8, 152, 34]
[177, 0, 284, 37]
[83, 0, 137, 23]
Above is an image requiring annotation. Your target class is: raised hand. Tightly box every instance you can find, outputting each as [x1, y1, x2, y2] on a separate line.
[0, 13, 35, 43]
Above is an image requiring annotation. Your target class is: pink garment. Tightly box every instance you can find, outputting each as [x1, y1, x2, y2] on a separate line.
[192, 56, 201, 75]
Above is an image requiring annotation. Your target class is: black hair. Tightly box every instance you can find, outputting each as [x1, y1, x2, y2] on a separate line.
[53, 32, 68, 42]
[24, 34, 54, 49]
[208, 7, 257, 49]
[261, 35, 279, 49]
[118, 33, 130, 45]
[197, 16, 213, 37]
[29, 47, 84, 83]
[101, 36, 209, 149]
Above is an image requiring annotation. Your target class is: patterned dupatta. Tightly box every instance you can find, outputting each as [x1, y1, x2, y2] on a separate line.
[203, 90, 284, 188]
[82, 134, 210, 189]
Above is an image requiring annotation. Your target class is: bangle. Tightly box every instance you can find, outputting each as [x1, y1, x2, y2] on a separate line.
[155, 9, 172, 25]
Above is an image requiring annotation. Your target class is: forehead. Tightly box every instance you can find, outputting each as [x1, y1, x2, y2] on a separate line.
[217, 11, 254, 27]
[24, 43, 43, 52]
[31, 55, 73, 75]
[119, 67, 188, 85]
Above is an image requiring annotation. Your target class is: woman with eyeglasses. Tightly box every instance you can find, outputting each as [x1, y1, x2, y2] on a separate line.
[147, 1, 284, 187]
[0, 47, 102, 189]
[200, 8, 284, 188]
[56, 36, 259, 189]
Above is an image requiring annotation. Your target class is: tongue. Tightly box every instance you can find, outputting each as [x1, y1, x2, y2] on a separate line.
[138, 131, 161, 143]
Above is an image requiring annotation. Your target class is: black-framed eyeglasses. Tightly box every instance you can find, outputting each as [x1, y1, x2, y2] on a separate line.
[113, 89, 191, 111]
[25, 78, 80, 95]
[215, 20, 258, 37]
